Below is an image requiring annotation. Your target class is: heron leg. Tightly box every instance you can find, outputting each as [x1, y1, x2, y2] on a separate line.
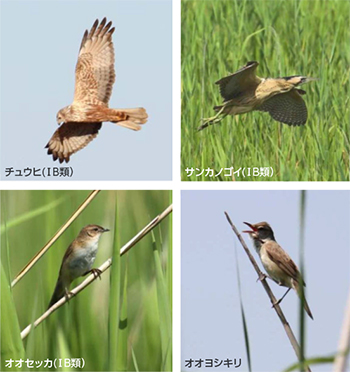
[198, 106, 227, 131]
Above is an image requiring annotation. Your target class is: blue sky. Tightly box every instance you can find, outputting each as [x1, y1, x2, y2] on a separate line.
[0, 0, 172, 180]
[182, 190, 350, 372]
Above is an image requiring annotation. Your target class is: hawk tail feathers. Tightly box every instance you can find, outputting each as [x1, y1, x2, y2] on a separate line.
[112, 107, 148, 131]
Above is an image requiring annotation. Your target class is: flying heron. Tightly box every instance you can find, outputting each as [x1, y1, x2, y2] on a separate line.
[199, 61, 317, 131]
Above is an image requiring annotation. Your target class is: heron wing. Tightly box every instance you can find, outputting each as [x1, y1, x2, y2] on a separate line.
[215, 61, 261, 101]
[257, 89, 308, 126]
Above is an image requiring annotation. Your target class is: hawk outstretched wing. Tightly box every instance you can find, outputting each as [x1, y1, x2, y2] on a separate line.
[45, 122, 102, 163]
[73, 18, 115, 105]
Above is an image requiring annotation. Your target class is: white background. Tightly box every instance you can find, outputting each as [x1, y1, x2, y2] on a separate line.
[1, 1, 350, 372]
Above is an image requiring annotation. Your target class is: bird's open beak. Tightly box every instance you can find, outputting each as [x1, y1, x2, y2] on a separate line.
[242, 222, 257, 234]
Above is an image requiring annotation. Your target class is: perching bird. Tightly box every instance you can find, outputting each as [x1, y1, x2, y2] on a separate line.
[242, 221, 313, 319]
[199, 61, 317, 131]
[46, 18, 148, 163]
[48, 225, 109, 309]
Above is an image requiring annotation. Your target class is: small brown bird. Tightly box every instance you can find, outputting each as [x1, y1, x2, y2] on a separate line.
[243, 221, 313, 319]
[199, 61, 317, 131]
[48, 224, 109, 309]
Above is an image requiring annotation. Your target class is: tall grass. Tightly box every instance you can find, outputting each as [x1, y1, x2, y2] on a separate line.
[0, 190, 172, 371]
[181, 0, 350, 181]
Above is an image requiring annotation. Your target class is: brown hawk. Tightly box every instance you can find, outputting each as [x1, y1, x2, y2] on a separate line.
[46, 18, 148, 163]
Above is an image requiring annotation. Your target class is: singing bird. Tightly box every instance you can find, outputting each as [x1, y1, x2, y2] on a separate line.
[243, 221, 313, 319]
[48, 225, 109, 309]
[46, 18, 148, 163]
[199, 61, 317, 131]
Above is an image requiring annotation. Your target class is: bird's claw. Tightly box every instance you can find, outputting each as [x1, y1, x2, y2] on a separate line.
[271, 298, 282, 308]
[257, 273, 267, 282]
[65, 291, 76, 304]
[90, 268, 102, 280]
[198, 114, 226, 131]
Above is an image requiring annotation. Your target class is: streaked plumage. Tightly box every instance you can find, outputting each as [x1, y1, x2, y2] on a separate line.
[199, 61, 317, 131]
[46, 18, 148, 163]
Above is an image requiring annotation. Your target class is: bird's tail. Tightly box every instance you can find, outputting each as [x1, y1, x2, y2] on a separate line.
[293, 279, 313, 320]
[111, 108, 148, 131]
[301, 297, 313, 320]
[48, 279, 66, 309]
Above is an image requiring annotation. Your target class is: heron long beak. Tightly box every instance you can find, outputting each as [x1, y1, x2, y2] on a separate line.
[303, 77, 319, 83]
[242, 221, 257, 234]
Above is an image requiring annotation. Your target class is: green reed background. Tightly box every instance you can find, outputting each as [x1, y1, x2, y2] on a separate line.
[181, 0, 350, 181]
[1, 190, 172, 371]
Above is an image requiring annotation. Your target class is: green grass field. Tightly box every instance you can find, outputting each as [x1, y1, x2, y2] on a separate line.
[181, 0, 350, 181]
[1, 190, 172, 371]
